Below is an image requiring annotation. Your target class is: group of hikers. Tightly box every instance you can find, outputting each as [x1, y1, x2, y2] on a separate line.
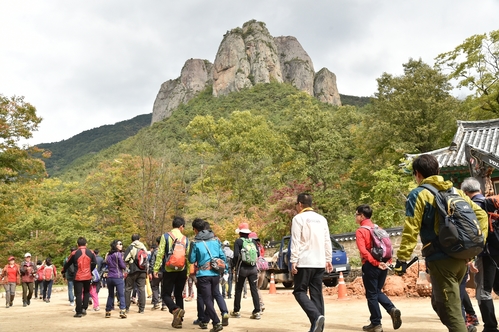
[3, 154, 499, 332]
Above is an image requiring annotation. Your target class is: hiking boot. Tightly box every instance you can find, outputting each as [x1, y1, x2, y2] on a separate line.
[199, 322, 208, 329]
[27, 299, 30, 305]
[119, 310, 127, 319]
[230, 311, 240, 318]
[210, 323, 223, 332]
[152, 304, 161, 310]
[222, 312, 229, 326]
[161, 306, 168, 311]
[363, 324, 383, 332]
[105, 312, 111, 318]
[74, 313, 82, 318]
[250, 312, 261, 320]
[82, 309, 87, 316]
[389, 308, 402, 330]
[23, 302, 27, 307]
[172, 307, 185, 328]
[311, 315, 325, 332]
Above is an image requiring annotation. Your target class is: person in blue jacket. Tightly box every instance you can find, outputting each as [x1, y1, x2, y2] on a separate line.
[189, 218, 228, 332]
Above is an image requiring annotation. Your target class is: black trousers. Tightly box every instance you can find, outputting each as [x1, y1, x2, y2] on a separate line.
[74, 280, 91, 314]
[161, 271, 187, 313]
[292, 267, 324, 326]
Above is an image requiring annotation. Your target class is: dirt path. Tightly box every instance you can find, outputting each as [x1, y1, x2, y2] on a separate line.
[0, 285, 493, 331]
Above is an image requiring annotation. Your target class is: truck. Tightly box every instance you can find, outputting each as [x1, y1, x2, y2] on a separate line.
[261, 234, 351, 289]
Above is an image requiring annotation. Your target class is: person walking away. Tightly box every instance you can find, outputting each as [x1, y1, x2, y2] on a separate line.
[62, 236, 97, 318]
[20, 252, 37, 307]
[394, 155, 488, 332]
[290, 193, 333, 332]
[124, 234, 148, 314]
[149, 240, 164, 310]
[189, 218, 228, 332]
[89, 266, 100, 311]
[222, 241, 234, 299]
[105, 239, 127, 318]
[231, 222, 261, 320]
[461, 177, 497, 332]
[355, 204, 402, 332]
[94, 248, 104, 293]
[249, 232, 266, 312]
[42, 257, 57, 303]
[1, 256, 20, 307]
[34, 259, 43, 300]
[63, 247, 77, 307]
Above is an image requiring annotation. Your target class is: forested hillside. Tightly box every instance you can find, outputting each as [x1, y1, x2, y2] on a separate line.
[38, 114, 151, 176]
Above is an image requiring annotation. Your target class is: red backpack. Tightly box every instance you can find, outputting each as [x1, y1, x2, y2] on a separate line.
[37, 267, 44, 281]
[43, 265, 54, 281]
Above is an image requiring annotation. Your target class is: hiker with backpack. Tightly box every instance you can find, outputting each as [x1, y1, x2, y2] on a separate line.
[249, 232, 267, 313]
[394, 154, 488, 332]
[153, 216, 190, 328]
[41, 257, 57, 303]
[124, 233, 148, 314]
[34, 259, 43, 300]
[462, 177, 498, 331]
[189, 218, 229, 331]
[290, 193, 333, 332]
[355, 204, 401, 332]
[20, 252, 37, 307]
[62, 236, 97, 318]
[221, 240, 234, 299]
[149, 239, 165, 310]
[231, 222, 261, 320]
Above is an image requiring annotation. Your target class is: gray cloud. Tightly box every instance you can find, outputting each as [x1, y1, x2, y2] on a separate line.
[1, 0, 497, 144]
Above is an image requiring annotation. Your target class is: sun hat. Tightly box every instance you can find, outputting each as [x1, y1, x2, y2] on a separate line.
[248, 232, 258, 239]
[235, 222, 251, 234]
[8, 256, 15, 261]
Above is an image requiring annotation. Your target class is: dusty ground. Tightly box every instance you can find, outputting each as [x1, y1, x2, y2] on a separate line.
[1, 279, 496, 332]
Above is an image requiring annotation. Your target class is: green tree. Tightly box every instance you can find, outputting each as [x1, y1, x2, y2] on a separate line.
[367, 58, 460, 161]
[0, 95, 46, 183]
[436, 30, 499, 118]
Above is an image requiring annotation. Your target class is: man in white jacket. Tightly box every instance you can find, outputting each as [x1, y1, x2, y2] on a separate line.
[290, 193, 333, 332]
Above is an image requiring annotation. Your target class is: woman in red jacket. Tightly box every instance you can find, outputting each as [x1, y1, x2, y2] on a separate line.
[1, 256, 20, 308]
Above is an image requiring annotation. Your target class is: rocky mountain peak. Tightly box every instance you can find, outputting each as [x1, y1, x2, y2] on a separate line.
[152, 20, 341, 124]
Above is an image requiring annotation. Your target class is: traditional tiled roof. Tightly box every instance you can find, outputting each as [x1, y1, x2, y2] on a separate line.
[408, 119, 499, 168]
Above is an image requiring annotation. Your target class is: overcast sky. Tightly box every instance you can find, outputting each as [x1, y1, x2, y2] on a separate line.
[1, 1, 498, 145]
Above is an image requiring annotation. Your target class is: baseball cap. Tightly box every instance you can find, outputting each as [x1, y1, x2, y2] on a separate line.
[24, 253, 31, 258]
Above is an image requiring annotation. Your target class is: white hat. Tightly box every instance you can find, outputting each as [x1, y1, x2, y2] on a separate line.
[24, 253, 31, 257]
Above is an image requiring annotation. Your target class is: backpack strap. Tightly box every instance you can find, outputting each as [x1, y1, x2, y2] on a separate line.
[420, 183, 438, 196]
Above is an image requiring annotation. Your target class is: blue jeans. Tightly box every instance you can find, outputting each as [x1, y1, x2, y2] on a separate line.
[106, 277, 126, 311]
[67, 279, 74, 303]
[362, 262, 395, 325]
[42, 280, 53, 300]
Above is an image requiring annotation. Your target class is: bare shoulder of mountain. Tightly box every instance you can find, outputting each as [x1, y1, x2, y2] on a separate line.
[38, 113, 152, 176]
[152, 20, 342, 124]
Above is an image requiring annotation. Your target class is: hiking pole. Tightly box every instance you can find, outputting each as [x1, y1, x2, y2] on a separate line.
[388, 256, 419, 271]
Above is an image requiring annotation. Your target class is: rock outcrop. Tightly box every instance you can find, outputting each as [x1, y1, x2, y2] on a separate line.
[151, 20, 341, 124]
[151, 59, 213, 123]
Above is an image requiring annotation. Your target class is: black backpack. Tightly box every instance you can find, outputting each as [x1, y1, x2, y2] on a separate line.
[422, 184, 484, 260]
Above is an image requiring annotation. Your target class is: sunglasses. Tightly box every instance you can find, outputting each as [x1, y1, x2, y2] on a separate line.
[117, 242, 123, 245]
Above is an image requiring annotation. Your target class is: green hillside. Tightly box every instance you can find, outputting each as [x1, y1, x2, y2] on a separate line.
[38, 113, 151, 176]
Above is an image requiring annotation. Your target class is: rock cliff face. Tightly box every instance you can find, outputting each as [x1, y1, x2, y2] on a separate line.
[151, 20, 341, 124]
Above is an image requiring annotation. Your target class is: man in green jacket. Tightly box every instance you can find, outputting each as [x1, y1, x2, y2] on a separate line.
[394, 154, 488, 332]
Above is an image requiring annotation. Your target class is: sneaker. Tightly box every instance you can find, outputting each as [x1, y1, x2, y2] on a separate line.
[161, 306, 168, 311]
[230, 311, 240, 318]
[311, 315, 324, 332]
[94, 307, 100, 311]
[26, 299, 30, 305]
[120, 310, 127, 319]
[172, 307, 185, 328]
[74, 313, 82, 318]
[466, 325, 477, 332]
[82, 309, 87, 316]
[250, 312, 261, 320]
[199, 322, 208, 329]
[138, 309, 144, 314]
[389, 308, 402, 330]
[210, 323, 223, 332]
[70, 302, 75, 306]
[185, 296, 192, 302]
[23, 302, 27, 307]
[222, 313, 229, 326]
[193, 319, 201, 325]
[363, 324, 383, 332]
[152, 304, 161, 310]
[105, 312, 111, 318]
